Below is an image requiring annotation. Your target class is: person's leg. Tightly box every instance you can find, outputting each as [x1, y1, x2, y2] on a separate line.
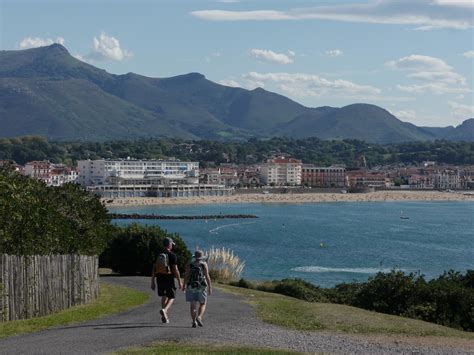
[196, 300, 206, 327]
[197, 302, 206, 319]
[190, 301, 197, 321]
[163, 297, 174, 312]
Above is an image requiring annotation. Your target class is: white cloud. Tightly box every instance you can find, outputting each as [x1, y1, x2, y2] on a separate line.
[87, 32, 132, 62]
[325, 49, 343, 57]
[385, 55, 452, 72]
[219, 79, 242, 88]
[407, 71, 466, 85]
[463, 50, 474, 58]
[387, 54, 469, 95]
[449, 101, 474, 119]
[19, 36, 65, 49]
[191, 0, 473, 30]
[73, 53, 87, 62]
[205, 51, 222, 63]
[288, 50, 296, 57]
[241, 71, 381, 98]
[396, 83, 470, 94]
[250, 49, 294, 64]
[391, 109, 417, 120]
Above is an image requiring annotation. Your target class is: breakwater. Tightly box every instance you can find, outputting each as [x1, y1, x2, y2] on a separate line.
[110, 213, 258, 220]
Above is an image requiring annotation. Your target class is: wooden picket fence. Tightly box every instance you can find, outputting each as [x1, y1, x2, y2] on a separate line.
[0, 254, 99, 322]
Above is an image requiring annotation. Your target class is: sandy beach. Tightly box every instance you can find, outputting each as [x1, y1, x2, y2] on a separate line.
[104, 190, 474, 207]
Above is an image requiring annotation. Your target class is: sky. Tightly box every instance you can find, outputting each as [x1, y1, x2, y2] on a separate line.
[1, 0, 473, 127]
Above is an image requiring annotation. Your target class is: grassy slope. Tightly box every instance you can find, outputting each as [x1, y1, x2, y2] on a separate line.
[0, 282, 149, 339]
[218, 285, 474, 339]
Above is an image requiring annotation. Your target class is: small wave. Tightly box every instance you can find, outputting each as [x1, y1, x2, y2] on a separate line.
[209, 221, 256, 235]
[291, 266, 397, 274]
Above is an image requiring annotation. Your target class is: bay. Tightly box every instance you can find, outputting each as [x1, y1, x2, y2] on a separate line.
[110, 201, 474, 287]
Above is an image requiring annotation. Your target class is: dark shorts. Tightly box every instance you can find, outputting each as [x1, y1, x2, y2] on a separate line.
[156, 275, 176, 299]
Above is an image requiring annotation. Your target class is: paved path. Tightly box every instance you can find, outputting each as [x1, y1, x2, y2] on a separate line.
[0, 276, 472, 354]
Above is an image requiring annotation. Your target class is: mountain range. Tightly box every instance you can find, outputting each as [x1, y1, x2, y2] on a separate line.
[0, 44, 472, 143]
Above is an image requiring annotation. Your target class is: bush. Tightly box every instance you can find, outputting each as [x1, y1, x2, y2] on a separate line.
[270, 279, 328, 302]
[229, 278, 254, 289]
[347, 269, 474, 331]
[0, 167, 111, 255]
[353, 271, 422, 315]
[100, 223, 191, 276]
[425, 271, 474, 331]
[206, 246, 245, 283]
[228, 269, 474, 332]
[326, 282, 362, 304]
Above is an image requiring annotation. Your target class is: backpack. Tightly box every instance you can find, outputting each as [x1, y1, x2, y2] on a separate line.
[155, 252, 171, 274]
[188, 262, 207, 289]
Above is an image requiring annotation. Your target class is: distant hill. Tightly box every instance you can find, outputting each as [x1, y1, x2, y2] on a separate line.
[275, 104, 437, 143]
[0, 44, 472, 143]
[422, 119, 474, 141]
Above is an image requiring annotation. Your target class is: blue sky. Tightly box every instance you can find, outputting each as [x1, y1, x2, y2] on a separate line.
[1, 0, 473, 127]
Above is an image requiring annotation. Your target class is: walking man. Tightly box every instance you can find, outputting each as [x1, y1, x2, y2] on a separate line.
[151, 237, 183, 323]
[183, 250, 212, 328]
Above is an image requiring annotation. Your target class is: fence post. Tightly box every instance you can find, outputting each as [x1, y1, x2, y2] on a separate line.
[0, 254, 99, 322]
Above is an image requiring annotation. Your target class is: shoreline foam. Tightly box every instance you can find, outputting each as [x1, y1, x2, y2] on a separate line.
[103, 190, 474, 207]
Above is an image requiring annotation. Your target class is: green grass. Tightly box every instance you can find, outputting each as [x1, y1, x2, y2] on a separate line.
[117, 341, 300, 354]
[0, 282, 149, 339]
[218, 284, 474, 339]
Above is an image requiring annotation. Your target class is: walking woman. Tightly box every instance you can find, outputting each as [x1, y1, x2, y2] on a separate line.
[183, 250, 212, 328]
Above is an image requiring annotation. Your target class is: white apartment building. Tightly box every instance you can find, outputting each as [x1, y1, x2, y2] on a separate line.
[260, 157, 302, 186]
[434, 170, 461, 190]
[77, 159, 199, 187]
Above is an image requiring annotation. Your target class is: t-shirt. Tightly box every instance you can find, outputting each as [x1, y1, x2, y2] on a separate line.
[156, 250, 178, 285]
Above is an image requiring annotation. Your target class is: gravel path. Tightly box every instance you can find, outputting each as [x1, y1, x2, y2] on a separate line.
[0, 276, 472, 354]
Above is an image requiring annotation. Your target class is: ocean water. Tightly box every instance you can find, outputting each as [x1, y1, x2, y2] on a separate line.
[110, 201, 474, 287]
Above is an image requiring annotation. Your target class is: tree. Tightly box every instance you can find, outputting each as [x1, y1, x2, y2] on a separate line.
[0, 167, 111, 255]
[100, 223, 191, 276]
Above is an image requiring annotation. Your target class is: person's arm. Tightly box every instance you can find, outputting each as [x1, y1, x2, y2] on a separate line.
[150, 263, 156, 290]
[171, 264, 182, 290]
[203, 263, 212, 295]
[182, 265, 190, 291]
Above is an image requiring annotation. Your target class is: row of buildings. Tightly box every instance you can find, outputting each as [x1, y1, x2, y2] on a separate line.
[3, 156, 473, 197]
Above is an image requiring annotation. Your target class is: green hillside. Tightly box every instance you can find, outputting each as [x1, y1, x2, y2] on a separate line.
[278, 104, 437, 143]
[0, 44, 472, 142]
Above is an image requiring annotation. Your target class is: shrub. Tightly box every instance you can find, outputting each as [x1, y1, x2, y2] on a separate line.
[0, 167, 111, 255]
[271, 278, 328, 303]
[229, 278, 254, 289]
[425, 271, 474, 331]
[100, 223, 191, 276]
[326, 282, 363, 305]
[353, 270, 422, 315]
[206, 246, 245, 283]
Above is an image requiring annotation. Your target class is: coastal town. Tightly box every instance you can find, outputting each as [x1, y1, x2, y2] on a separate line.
[2, 155, 473, 201]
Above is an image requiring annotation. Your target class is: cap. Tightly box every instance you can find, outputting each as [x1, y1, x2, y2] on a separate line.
[163, 237, 175, 247]
[193, 250, 204, 260]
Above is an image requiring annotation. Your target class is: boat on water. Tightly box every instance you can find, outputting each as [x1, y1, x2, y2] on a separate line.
[400, 211, 410, 220]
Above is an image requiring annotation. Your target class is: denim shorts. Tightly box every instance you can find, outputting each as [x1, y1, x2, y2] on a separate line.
[185, 287, 207, 304]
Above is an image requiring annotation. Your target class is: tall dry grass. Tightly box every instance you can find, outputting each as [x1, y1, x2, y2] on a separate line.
[206, 246, 245, 283]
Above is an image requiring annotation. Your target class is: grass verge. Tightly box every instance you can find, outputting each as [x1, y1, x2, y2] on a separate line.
[218, 284, 474, 339]
[117, 341, 300, 354]
[0, 282, 149, 339]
